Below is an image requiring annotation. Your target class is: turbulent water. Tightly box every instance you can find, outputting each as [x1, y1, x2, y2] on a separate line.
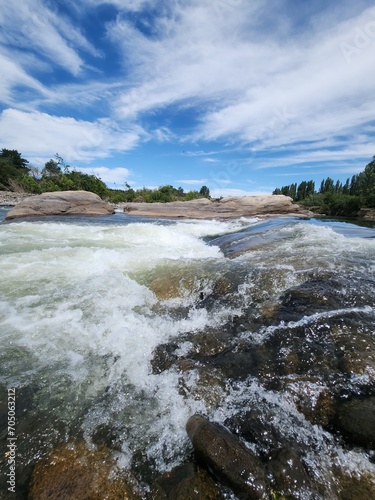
[0, 208, 375, 498]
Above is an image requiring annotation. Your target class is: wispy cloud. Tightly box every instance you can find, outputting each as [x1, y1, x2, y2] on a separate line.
[175, 179, 208, 186]
[77, 166, 131, 186]
[0, 0, 99, 76]
[210, 188, 270, 198]
[0, 0, 373, 188]
[105, 1, 375, 161]
[0, 109, 145, 163]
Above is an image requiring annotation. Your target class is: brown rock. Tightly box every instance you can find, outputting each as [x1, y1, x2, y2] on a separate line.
[186, 414, 267, 499]
[151, 462, 220, 499]
[29, 441, 140, 499]
[5, 190, 114, 220]
[336, 472, 375, 499]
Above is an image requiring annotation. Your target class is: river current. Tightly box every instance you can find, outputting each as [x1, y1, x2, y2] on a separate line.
[0, 208, 374, 498]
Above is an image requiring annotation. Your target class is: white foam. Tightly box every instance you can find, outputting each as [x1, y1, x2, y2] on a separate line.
[1, 217, 375, 483]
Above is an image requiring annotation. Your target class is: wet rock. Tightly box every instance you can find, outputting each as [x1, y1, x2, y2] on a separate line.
[295, 387, 337, 428]
[267, 448, 316, 498]
[277, 277, 344, 321]
[151, 462, 221, 499]
[186, 414, 267, 499]
[334, 396, 375, 448]
[151, 342, 180, 374]
[29, 441, 140, 499]
[91, 423, 121, 450]
[333, 320, 375, 376]
[190, 325, 235, 357]
[5, 190, 115, 220]
[148, 272, 196, 300]
[179, 368, 228, 410]
[336, 472, 375, 499]
[225, 408, 287, 458]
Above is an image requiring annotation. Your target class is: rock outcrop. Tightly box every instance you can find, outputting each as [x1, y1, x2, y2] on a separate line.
[119, 195, 312, 219]
[5, 190, 114, 220]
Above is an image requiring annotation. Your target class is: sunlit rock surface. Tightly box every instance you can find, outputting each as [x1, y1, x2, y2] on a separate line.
[5, 190, 114, 220]
[119, 195, 312, 219]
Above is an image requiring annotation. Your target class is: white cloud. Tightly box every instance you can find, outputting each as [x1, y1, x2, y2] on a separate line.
[210, 188, 271, 198]
[0, 53, 48, 106]
[0, 0, 374, 179]
[175, 179, 208, 186]
[0, 0, 99, 75]
[103, 0, 374, 164]
[0, 109, 145, 163]
[77, 166, 131, 186]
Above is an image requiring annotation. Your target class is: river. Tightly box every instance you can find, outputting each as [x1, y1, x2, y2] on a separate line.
[0, 208, 374, 498]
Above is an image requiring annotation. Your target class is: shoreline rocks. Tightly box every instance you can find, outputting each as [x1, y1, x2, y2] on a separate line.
[117, 195, 313, 219]
[0, 191, 35, 206]
[4, 190, 115, 220]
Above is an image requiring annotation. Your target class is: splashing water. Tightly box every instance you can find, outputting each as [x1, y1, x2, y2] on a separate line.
[1, 212, 375, 497]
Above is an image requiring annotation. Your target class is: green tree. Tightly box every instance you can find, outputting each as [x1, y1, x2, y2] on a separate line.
[42, 159, 62, 178]
[358, 156, 375, 207]
[199, 185, 210, 198]
[0, 149, 30, 189]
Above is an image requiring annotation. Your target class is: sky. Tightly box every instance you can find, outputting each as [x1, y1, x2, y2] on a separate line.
[0, 0, 374, 197]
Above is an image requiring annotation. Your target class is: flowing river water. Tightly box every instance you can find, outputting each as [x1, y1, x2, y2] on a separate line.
[0, 208, 375, 498]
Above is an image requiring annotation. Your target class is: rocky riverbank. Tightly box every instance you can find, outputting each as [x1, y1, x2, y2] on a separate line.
[1, 191, 313, 220]
[0, 191, 35, 206]
[117, 194, 313, 219]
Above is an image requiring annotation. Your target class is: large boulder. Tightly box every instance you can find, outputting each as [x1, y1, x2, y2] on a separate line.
[5, 190, 114, 220]
[186, 414, 267, 498]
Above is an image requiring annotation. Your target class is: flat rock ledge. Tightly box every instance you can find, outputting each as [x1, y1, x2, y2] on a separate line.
[118, 195, 313, 219]
[5, 190, 115, 220]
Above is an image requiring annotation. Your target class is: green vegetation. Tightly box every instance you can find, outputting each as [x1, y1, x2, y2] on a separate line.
[0, 149, 30, 190]
[0, 150, 211, 203]
[273, 157, 375, 216]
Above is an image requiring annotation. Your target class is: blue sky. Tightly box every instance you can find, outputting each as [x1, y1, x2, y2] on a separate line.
[0, 0, 374, 196]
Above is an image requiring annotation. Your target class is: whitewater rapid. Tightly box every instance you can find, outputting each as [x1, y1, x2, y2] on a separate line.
[1, 211, 375, 497]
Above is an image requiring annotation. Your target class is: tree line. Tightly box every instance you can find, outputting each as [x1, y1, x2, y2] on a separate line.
[273, 157, 375, 216]
[0, 149, 210, 204]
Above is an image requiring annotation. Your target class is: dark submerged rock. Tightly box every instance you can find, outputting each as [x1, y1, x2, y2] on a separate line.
[334, 396, 375, 448]
[267, 448, 314, 497]
[186, 414, 267, 499]
[151, 462, 221, 499]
